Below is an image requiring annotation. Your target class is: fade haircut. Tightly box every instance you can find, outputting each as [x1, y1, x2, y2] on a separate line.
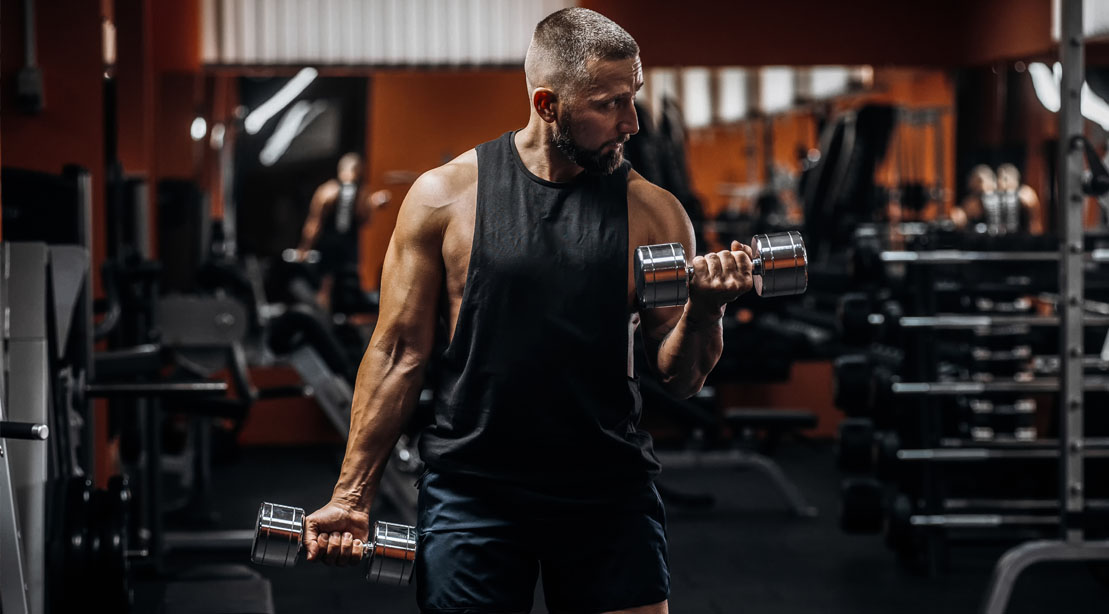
[524, 8, 639, 100]
[338, 153, 362, 175]
[996, 163, 1020, 183]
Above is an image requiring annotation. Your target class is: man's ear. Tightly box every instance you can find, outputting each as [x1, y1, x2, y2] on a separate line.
[533, 88, 558, 123]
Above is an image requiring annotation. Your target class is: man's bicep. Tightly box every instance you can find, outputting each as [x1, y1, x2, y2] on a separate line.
[633, 180, 697, 359]
[638, 305, 682, 373]
[375, 193, 446, 352]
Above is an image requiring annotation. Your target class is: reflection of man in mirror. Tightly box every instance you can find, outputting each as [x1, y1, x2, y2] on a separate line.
[996, 163, 1043, 234]
[950, 164, 997, 232]
[952, 164, 1043, 235]
[296, 153, 391, 309]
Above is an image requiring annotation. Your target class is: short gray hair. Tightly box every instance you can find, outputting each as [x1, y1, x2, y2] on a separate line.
[525, 8, 639, 97]
[996, 163, 1020, 183]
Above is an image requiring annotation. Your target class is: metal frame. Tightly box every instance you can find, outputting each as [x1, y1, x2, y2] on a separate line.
[979, 1, 1109, 611]
[5, 244, 53, 614]
[655, 448, 818, 517]
[0, 247, 30, 614]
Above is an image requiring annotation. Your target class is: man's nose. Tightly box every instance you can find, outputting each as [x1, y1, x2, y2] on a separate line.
[621, 102, 639, 136]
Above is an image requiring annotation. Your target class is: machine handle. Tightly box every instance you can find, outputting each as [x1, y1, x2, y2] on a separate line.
[0, 421, 49, 440]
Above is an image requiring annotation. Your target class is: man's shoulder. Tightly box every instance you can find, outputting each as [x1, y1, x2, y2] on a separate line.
[316, 179, 342, 200]
[626, 169, 682, 214]
[408, 150, 478, 206]
[625, 169, 692, 246]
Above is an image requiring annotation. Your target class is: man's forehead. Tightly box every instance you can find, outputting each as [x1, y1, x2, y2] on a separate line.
[584, 56, 644, 93]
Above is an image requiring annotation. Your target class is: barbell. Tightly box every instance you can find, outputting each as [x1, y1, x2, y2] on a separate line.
[634, 231, 808, 309]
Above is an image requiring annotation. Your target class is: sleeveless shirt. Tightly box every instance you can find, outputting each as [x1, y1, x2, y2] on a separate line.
[419, 131, 660, 492]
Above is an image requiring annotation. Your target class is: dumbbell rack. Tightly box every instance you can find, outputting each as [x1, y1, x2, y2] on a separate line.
[839, 231, 1109, 567]
[835, 6, 1109, 601]
[979, 2, 1109, 612]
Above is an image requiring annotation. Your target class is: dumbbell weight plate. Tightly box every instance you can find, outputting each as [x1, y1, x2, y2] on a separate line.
[837, 418, 876, 473]
[366, 521, 418, 585]
[751, 231, 808, 298]
[64, 478, 94, 596]
[252, 502, 305, 567]
[833, 354, 872, 416]
[634, 242, 690, 309]
[840, 477, 884, 534]
[102, 475, 133, 612]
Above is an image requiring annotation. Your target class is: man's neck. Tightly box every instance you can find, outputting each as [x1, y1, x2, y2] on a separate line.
[514, 119, 583, 183]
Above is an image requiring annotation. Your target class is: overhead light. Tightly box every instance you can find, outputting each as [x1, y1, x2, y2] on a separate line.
[1028, 61, 1109, 130]
[190, 116, 208, 141]
[1081, 82, 1109, 131]
[259, 100, 327, 166]
[1029, 62, 1060, 112]
[244, 67, 319, 135]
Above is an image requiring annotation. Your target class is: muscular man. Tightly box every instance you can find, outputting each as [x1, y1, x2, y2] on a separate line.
[951, 164, 1042, 235]
[303, 9, 753, 613]
[296, 153, 390, 309]
[950, 164, 997, 232]
[996, 163, 1044, 235]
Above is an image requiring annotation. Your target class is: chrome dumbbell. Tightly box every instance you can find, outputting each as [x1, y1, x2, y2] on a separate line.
[250, 502, 417, 585]
[634, 230, 808, 309]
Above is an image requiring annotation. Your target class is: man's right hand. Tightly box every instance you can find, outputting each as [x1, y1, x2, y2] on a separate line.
[304, 500, 371, 567]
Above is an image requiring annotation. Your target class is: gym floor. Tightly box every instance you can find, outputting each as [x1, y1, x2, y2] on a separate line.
[135, 440, 1107, 613]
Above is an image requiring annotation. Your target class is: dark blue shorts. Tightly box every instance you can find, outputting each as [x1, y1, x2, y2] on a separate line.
[415, 470, 670, 613]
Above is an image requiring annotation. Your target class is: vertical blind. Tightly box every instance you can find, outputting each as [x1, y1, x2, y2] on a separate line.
[202, 0, 576, 66]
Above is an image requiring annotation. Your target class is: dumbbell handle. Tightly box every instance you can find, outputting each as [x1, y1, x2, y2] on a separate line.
[303, 536, 401, 561]
[681, 254, 766, 280]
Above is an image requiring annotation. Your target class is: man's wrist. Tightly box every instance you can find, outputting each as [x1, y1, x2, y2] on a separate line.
[331, 484, 374, 511]
[683, 301, 725, 329]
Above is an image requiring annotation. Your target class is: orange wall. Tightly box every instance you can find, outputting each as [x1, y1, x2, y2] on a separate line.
[686, 69, 957, 230]
[582, 0, 1055, 67]
[150, 0, 201, 73]
[1, 0, 110, 484]
[960, 0, 1053, 66]
[236, 367, 345, 446]
[1, 0, 106, 261]
[115, 0, 155, 175]
[360, 70, 530, 289]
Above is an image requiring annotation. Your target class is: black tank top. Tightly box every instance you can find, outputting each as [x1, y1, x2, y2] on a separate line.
[419, 131, 660, 492]
[318, 181, 360, 264]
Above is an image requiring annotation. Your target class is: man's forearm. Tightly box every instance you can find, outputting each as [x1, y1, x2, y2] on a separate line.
[654, 304, 725, 399]
[331, 342, 427, 509]
[297, 223, 319, 252]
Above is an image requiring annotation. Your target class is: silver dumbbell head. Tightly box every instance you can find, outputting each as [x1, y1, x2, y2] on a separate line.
[750, 231, 808, 298]
[635, 242, 692, 309]
[252, 502, 305, 568]
[366, 521, 418, 585]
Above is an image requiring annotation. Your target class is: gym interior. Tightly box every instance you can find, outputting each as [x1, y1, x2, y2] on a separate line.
[2, 1, 1108, 612]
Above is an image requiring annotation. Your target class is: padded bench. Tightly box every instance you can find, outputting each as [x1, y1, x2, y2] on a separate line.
[723, 407, 818, 454]
[162, 564, 275, 614]
[723, 408, 818, 430]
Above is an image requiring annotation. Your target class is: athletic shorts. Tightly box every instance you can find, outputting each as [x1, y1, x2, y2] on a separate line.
[415, 470, 670, 613]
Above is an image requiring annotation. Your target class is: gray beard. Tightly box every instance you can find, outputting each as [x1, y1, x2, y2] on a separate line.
[551, 111, 624, 176]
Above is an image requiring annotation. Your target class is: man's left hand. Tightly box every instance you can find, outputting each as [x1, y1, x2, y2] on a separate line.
[685, 240, 754, 321]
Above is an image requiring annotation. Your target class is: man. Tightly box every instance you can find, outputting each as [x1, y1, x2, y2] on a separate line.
[303, 9, 753, 613]
[296, 152, 390, 310]
[951, 163, 1042, 235]
[995, 163, 1043, 235]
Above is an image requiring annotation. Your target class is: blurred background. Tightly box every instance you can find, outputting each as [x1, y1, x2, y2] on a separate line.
[2, 1, 1109, 613]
